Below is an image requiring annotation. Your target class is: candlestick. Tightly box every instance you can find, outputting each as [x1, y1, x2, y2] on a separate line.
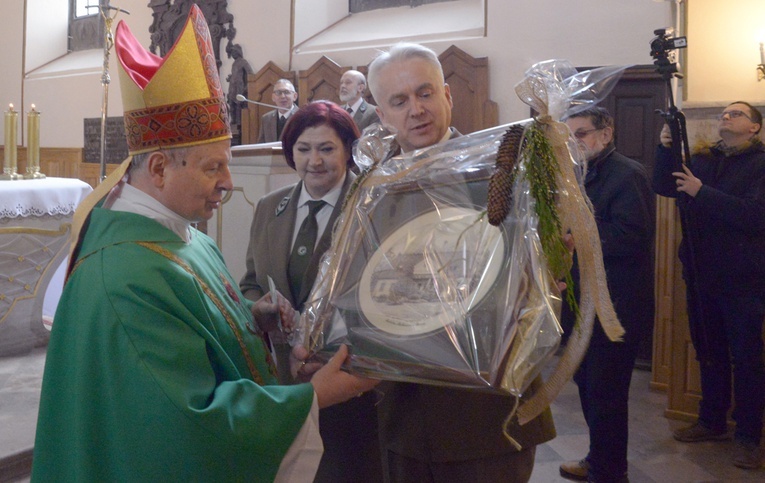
[24, 104, 45, 179]
[2, 103, 21, 180]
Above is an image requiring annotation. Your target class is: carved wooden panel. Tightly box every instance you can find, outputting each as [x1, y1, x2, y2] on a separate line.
[652, 195, 679, 392]
[39, 149, 84, 180]
[297, 56, 346, 105]
[240, 47, 500, 143]
[661, 200, 705, 422]
[242, 62, 296, 145]
[438, 45, 498, 135]
[5, 148, 83, 181]
[600, 66, 666, 181]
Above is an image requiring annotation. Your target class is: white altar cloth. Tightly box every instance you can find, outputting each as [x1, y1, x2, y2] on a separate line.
[0, 177, 92, 219]
[0, 178, 92, 355]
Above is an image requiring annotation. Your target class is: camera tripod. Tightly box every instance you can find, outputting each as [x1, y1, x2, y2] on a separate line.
[652, 35, 710, 361]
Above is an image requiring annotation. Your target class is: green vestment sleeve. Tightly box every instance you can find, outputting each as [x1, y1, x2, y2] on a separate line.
[32, 210, 314, 482]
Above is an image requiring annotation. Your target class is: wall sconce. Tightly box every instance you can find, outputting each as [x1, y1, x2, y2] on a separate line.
[759, 42, 765, 81]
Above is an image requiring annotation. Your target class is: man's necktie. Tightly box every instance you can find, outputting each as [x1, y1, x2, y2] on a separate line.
[288, 200, 327, 302]
[276, 115, 287, 140]
[345, 106, 353, 115]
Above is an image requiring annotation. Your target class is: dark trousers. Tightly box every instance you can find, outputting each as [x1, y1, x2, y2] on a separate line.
[385, 446, 535, 483]
[689, 289, 765, 445]
[314, 391, 383, 483]
[574, 337, 639, 481]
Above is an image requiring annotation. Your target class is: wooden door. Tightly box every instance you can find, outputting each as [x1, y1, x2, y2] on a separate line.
[601, 66, 667, 371]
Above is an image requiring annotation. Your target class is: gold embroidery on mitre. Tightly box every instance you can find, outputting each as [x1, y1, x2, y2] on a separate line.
[116, 4, 230, 155]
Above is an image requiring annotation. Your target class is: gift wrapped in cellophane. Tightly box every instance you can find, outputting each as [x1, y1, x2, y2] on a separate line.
[298, 60, 629, 408]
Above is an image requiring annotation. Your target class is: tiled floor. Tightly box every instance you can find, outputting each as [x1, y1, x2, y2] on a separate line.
[530, 365, 764, 482]
[0, 347, 762, 482]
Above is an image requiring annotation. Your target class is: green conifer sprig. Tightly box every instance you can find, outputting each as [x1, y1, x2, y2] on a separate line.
[522, 122, 579, 318]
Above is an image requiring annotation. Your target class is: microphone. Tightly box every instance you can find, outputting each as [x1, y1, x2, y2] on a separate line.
[235, 94, 281, 110]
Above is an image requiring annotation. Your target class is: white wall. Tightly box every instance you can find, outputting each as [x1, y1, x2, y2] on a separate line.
[293, 0, 348, 47]
[686, 0, 765, 105]
[1, 0, 25, 133]
[2, 0, 676, 149]
[18, 0, 153, 148]
[25, 0, 68, 71]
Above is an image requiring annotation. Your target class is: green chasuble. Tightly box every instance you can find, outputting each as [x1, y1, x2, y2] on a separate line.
[32, 209, 314, 482]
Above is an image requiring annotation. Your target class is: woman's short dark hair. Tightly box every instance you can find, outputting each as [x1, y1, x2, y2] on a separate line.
[281, 100, 361, 169]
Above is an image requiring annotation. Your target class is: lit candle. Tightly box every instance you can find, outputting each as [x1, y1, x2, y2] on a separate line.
[28, 105, 40, 170]
[761, 42, 765, 65]
[4, 104, 18, 175]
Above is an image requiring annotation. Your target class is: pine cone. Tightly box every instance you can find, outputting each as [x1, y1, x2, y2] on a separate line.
[496, 124, 525, 171]
[487, 168, 515, 226]
[487, 124, 525, 226]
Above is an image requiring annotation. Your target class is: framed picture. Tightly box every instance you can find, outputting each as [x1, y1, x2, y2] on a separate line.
[315, 168, 522, 389]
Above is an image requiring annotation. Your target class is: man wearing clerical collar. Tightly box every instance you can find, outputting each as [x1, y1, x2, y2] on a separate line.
[31, 6, 376, 482]
[366, 41, 555, 483]
[107, 143, 231, 242]
[654, 101, 765, 470]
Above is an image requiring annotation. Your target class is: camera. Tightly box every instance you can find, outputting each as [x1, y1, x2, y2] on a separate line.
[650, 28, 687, 59]
[651, 28, 687, 78]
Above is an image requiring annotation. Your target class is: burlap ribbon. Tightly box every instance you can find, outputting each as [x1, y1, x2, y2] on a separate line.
[513, 75, 623, 425]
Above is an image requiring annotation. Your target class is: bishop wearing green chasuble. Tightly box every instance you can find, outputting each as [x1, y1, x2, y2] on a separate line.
[31, 6, 376, 482]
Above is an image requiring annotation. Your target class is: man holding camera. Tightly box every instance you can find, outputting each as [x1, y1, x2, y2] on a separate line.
[653, 101, 765, 470]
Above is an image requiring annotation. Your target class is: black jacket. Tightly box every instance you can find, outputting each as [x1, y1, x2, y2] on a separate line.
[563, 144, 655, 347]
[653, 140, 765, 295]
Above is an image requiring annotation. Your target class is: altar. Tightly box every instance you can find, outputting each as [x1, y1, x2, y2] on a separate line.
[0, 178, 92, 356]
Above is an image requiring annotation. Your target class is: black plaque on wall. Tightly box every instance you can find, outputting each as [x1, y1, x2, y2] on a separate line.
[84, 117, 129, 164]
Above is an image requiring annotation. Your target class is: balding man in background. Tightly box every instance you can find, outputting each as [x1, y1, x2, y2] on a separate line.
[339, 69, 379, 132]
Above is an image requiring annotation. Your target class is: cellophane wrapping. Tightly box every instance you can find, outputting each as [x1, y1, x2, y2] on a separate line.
[297, 59, 628, 399]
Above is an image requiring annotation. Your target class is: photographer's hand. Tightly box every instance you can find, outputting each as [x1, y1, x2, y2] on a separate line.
[672, 164, 702, 197]
[660, 124, 672, 148]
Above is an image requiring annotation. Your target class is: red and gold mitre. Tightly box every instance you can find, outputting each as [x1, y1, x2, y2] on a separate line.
[115, 4, 231, 154]
[65, 6, 231, 280]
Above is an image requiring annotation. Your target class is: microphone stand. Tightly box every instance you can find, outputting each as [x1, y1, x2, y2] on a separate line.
[235, 94, 281, 110]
